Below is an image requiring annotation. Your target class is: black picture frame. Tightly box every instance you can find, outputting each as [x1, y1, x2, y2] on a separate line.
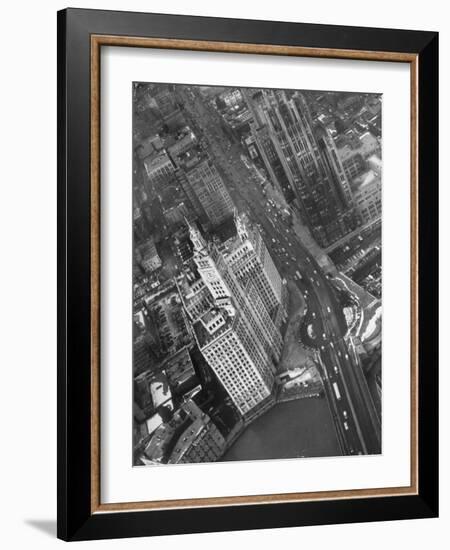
[57, 7, 438, 541]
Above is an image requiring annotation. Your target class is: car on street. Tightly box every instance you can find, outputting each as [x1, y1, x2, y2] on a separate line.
[332, 382, 341, 400]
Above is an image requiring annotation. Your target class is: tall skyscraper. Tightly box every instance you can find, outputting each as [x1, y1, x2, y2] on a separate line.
[245, 89, 355, 247]
[180, 221, 282, 421]
[176, 152, 234, 228]
[225, 212, 286, 323]
[315, 125, 353, 210]
[242, 89, 293, 201]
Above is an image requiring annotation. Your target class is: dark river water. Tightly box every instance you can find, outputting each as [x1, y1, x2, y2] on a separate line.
[222, 396, 341, 462]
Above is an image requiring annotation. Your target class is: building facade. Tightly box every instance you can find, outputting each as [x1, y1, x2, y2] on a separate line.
[352, 170, 382, 224]
[180, 221, 282, 421]
[143, 150, 176, 188]
[225, 212, 286, 321]
[180, 155, 234, 228]
[136, 237, 162, 273]
[337, 131, 381, 182]
[245, 89, 356, 247]
[167, 401, 227, 464]
[143, 399, 225, 464]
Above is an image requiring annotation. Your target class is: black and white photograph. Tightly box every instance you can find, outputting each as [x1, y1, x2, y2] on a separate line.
[132, 83, 382, 466]
[0, 0, 443, 546]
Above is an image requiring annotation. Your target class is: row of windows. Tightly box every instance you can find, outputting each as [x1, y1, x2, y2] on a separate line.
[206, 344, 267, 407]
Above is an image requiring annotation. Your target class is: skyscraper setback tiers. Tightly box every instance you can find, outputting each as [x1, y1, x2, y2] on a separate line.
[179, 218, 285, 420]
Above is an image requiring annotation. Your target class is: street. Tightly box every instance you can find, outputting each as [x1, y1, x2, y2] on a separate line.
[181, 86, 381, 455]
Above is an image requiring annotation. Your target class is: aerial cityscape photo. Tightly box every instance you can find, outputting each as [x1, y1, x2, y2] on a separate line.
[132, 83, 382, 466]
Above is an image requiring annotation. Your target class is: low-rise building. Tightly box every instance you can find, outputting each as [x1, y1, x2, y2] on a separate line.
[143, 399, 226, 464]
[153, 86, 177, 117]
[136, 134, 164, 159]
[167, 128, 197, 164]
[352, 169, 382, 224]
[337, 131, 381, 181]
[219, 88, 243, 108]
[144, 287, 193, 358]
[133, 332, 155, 376]
[167, 401, 226, 464]
[367, 154, 382, 176]
[162, 348, 198, 395]
[137, 238, 162, 273]
[143, 150, 175, 187]
[134, 370, 173, 418]
[163, 201, 190, 227]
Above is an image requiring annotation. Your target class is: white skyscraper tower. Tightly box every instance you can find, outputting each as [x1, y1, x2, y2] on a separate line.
[179, 220, 282, 421]
[226, 212, 286, 323]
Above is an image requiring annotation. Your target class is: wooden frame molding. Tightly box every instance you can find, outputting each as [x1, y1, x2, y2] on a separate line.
[90, 34, 419, 515]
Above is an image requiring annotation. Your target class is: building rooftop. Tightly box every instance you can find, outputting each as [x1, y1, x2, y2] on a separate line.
[337, 131, 380, 161]
[367, 154, 382, 174]
[192, 306, 236, 348]
[211, 217, 238, 244]
[137, 238, 158, 261]
[150, 376, 172, 409]
[143, 150, 174, 175]
[168, 417, 206, 463]
[167, 129, 197, 160]
[351, 169, 381, 193]
[143, 399, 207, 463]
[177, 148, 209, 172]
[145, 413, 163, 437]
[136, 134, 164, 159]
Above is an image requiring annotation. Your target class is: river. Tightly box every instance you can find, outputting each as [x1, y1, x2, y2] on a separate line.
[221, 396, 341, 462]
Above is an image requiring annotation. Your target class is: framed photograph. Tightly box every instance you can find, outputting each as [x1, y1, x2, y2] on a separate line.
[57, 8, 438, 541]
